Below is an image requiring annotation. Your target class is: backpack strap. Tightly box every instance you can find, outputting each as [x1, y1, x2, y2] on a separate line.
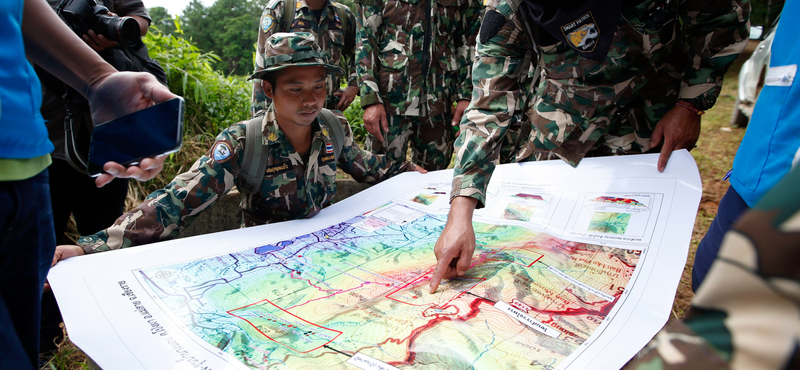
[507, 0, 538, 54]
[238, 115, 270, 196]
[317, 108, 345, 163]
[281, 0, 297, 32]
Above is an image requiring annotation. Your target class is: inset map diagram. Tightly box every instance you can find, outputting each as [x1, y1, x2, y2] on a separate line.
[485, 189, 559, 227]
[137, 202, 640, 369]
[569, 193, 661, 242]
[397, 182, 451, 212]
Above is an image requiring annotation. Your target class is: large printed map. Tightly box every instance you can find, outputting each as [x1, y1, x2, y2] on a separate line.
[138, 202, 639, 369]
[49, 153, 702, 370]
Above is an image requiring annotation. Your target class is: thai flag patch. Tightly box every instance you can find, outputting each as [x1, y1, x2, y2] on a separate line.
[326, 143, 334, 154]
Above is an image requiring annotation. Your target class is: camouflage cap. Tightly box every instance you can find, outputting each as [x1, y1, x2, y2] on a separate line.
[248, 32, 344, 81]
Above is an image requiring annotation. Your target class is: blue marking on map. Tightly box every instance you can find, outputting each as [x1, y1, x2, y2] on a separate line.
[254, 245, 281, 254]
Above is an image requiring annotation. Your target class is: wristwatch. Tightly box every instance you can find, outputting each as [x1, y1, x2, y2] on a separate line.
[680, 94, 717, 111]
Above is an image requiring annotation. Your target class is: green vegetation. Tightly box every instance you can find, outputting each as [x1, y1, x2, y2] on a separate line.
[129, 20, 252, 202]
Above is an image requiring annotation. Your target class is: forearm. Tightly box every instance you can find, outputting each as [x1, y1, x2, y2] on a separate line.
[22, 0, 116, 98]
[78, 154, 237, 253]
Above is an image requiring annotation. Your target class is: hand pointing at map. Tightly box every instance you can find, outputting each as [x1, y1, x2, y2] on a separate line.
[430, 196, 479, 293]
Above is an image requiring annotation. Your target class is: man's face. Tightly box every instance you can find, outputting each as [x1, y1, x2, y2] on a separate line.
[263, 66, 327, 130]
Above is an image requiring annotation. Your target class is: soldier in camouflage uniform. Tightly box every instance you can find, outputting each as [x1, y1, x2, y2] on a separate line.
[251, 0, 358, 114]
[624, 165, 800, 370]
[53, 33, 424, 257]
[354, 0, 482, 171]
[430, 0, 749, 292]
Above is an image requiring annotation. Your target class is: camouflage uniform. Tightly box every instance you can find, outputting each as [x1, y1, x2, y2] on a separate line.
[624, 165, 800, 370]
[354, 0, 482, 170]
[78, 33, 415, 253]
[452, 0, 749, 206]
[251, 0, 357, 114]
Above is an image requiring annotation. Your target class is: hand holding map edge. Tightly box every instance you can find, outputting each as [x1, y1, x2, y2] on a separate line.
[429, 196, 479, 293]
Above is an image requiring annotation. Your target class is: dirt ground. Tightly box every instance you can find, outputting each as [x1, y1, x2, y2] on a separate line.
[670, 58, 748, 317]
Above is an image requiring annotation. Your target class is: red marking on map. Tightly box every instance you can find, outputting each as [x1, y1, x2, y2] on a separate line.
[512, 193, 544, 200]
[590, 196, 644, 206]
[510, 298, 533, 313]
[227, 298, 342, 353]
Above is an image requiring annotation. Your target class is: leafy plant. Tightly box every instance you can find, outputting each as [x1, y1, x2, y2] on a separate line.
[132, 20, 252, 200]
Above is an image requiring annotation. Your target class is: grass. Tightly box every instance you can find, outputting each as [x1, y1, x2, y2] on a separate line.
[45, 59, 749, 369]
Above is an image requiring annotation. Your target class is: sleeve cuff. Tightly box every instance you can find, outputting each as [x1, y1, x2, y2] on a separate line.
[77, 234, 110, 254]
[450, 176, 487, 209]
[359, 92, 383, 108]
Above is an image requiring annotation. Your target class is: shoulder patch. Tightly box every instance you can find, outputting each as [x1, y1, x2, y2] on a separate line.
[480, 9, 507, 44]
[213, 142, 232, 162]
[261, 15, 276, 33]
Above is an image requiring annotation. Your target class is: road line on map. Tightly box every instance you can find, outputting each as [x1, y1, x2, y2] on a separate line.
[546, 266, 614, 302]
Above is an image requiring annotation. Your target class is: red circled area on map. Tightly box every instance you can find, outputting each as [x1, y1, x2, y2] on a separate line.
[227, 298, 342, 353]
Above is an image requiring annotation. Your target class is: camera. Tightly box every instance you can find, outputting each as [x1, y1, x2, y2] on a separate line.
[59, 0, 141, 48]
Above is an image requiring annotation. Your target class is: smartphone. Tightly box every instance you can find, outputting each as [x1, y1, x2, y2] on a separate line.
[87, 97, 185, 177]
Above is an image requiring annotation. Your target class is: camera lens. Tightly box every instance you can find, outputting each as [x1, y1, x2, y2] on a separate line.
[116, 17, 141, 48]
[95, 14, 141, 48]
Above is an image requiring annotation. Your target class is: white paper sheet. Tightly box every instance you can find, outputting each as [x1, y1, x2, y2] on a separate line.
[49, 151, 701, 370]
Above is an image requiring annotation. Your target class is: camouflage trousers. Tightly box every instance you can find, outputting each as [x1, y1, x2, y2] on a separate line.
[366, 113, 455, 171]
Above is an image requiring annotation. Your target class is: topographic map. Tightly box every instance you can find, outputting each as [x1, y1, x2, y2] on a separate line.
[49, 153, 702, 370]
[137, 202, 639, 370]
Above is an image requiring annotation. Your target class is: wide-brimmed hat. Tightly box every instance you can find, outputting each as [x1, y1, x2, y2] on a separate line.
[248, 32, 344, 81]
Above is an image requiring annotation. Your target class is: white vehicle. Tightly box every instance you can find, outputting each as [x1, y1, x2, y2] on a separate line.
[731, 18, 780, 127]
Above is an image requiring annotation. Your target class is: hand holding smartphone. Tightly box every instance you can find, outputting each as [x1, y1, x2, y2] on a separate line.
[87, 97, 185, 177]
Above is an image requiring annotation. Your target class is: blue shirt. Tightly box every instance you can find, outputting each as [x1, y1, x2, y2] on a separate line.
[730, 1, 800, 207]
[0, 0, 54, 162]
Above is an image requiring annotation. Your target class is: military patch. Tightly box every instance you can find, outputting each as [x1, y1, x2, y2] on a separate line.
[267, 132, 278, 142]
[334, 12, 340, 23]
[561, 12, 599, 52]
[320, 153, 336, 163]
[326, 143, 334, 154]
[480, 10, 506, 44]
[261, 15, 275, 33]
[213, 142, 232, 162]
[321, 127, 329, 137]
[264, 161, 293, 176]
[291, 19, 311, 29]
[296, 1, 302, 9]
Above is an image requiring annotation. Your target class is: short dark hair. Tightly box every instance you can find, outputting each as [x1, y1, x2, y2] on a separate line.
[262, 71, 279, 91]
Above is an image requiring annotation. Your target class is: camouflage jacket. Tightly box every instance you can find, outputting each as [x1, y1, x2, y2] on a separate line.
[77, 109, 412, 253]
[452, 0, 749, 207]
[251, 0, 357, 114]
[353, 0, 482, 116]
[624, 165, 800, 370]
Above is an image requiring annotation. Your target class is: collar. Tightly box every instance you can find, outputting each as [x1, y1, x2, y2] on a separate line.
[262, 106, 330, 149]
